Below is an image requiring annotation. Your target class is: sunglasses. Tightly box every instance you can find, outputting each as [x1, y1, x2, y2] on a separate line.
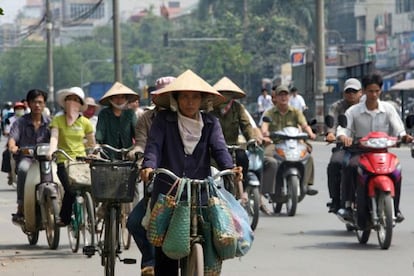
[345, 89, 359, 94]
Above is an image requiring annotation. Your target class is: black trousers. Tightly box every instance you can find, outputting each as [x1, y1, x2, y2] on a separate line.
[57, 163, 75, 224]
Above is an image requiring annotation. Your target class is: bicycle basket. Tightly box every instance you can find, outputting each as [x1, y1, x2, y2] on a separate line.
[66, 161, 91, 190]
[90, 161, 137, 202]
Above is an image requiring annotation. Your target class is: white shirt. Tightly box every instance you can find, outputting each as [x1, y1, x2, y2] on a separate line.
[336, 100, 406, 138]
[257, 94, 273, 113]
[289, 94, 306, 111]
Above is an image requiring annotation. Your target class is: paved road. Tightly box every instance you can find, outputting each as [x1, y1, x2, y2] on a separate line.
[1, 141, 414, 275]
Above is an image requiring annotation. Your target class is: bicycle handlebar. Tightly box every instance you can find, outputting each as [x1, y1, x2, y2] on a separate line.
[152, 167, 234, 185]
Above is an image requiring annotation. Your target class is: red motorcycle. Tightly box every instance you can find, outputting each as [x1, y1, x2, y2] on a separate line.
[338, 131, 401, 250]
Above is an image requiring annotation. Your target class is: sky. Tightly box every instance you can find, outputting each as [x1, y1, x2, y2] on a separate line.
[0, 0, 199, 24]
[0, 0, 26, 24]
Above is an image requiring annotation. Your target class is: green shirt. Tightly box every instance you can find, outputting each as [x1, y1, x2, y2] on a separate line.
[263, 106, 307, 143]
[95, 107, 137, 149]
[50, 114, 94, 163]
[211, 101, 255, 145]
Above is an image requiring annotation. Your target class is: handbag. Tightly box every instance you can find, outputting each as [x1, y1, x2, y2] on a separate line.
[162, 178, 191, 259]
[147, 179, 179, 247]
[207, 178, 238, 260]
[217, 185, 254, 257]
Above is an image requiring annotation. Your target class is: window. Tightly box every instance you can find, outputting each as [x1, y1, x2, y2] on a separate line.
[70, 3, 105, 20]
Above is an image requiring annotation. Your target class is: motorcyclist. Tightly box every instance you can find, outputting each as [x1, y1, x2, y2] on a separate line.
[9, 89, 51, 223]
[261, 85, 317, 205]
[336, 73, 413, 223]
[325, 78, 362, 213]
[210, 76, 257, 202]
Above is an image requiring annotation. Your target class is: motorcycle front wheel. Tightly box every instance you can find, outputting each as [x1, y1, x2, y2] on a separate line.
[244, 186, 260, 230]
[356, 229, 371, 244]
[376, 192, 393, 250]
[27, 231, 39, 245]
[286, 175, 299, 216]
[44, 196, 60, 249]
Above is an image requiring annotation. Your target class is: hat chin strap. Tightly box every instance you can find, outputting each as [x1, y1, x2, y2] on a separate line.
[109, 100, 128, 110]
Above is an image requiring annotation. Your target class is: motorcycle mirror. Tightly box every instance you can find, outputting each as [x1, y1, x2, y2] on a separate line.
[405, 115, 414, 129]
[324, 115, 334, 128]
[338, 114, 347, 128]
[262, 116, 272, 123]
[308, 118, 317, 126]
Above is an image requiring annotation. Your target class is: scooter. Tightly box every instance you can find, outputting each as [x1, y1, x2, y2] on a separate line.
[267, 126, 311, 216]
[331, 115, 403, 250]
[15, 143, 63, 249]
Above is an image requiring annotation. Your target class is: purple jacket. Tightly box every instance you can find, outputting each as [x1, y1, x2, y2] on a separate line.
[142, 110, 233, 202]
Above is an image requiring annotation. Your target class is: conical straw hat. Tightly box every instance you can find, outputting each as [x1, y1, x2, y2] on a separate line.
[99, 81, 139, 106]
[152, 69, 225, 109]
[213, 77, 246, 99]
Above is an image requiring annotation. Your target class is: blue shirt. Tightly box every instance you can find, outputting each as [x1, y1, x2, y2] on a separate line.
[9, 113, 51, 147]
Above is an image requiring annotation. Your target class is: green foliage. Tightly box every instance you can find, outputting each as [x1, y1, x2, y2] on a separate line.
[0, 2, 315, 102]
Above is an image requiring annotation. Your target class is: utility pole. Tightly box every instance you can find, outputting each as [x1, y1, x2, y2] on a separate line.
[315, 0, 325, 129]
[113, 0, 122, 82]
[46, 0, 54, 113]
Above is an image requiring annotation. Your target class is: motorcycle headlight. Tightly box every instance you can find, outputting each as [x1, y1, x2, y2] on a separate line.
[36, 144, 50, 156]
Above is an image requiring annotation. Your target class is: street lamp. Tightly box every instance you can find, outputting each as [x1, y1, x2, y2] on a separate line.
[80, 59, 113, 87]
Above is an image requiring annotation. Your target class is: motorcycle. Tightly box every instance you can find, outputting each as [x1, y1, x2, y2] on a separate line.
[266, 125, 311, 216]
[330, 115, 402, 250]
[14, 143, 63, 249]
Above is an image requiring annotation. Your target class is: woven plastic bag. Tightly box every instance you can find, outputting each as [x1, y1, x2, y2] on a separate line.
[207, 177, 238, 260]
[147, 179, 179, 247]
[201, 211, 223, 276]
[217, 185, 254, 257]
[162, 178, 191, 259]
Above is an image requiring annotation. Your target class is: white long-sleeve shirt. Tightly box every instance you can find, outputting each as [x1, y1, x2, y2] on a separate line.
[336, 100, 406, 138]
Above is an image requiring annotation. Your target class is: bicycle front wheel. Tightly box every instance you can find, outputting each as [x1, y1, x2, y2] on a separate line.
[104, 207, 117, 276]
[187, 243, 204, 276]
[68, 199, 81, 253]
[120, 202, 132, 250]
[82, 191, 95, 248]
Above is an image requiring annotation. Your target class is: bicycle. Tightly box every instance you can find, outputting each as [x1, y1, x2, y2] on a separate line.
[83, 144, 139, 276]
[150, 167, 234, 276]
[95, 144, 140, 250]
[57, 149, 95, 254]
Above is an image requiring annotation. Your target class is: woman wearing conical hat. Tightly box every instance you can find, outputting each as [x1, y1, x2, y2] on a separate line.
[95, 81, 138, 158]
[140, 70, 242, 275]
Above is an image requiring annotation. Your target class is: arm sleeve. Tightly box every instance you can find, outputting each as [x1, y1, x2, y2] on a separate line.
[239, 104, 256, 140]
[209, 116, 234, 170]
[141, 113, 165, 169]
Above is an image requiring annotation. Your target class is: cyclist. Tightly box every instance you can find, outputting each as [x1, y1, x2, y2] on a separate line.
[210, 77, 260, 201]
[9, 89, 51, 223]
[140, 69, 242, 276]
[48, 87, 95, 226]
[95, 82, 138, 158]
[126, 76, 176, 276]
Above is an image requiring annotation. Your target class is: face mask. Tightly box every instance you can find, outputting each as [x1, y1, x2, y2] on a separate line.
[83, 108, 95, 118]
[109, 100, 128, 110]
[65, 100, 81, 125]
[15, 109, 25, 117]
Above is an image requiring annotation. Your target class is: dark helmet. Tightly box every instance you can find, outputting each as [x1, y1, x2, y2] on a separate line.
[4, 101, 12, 109]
